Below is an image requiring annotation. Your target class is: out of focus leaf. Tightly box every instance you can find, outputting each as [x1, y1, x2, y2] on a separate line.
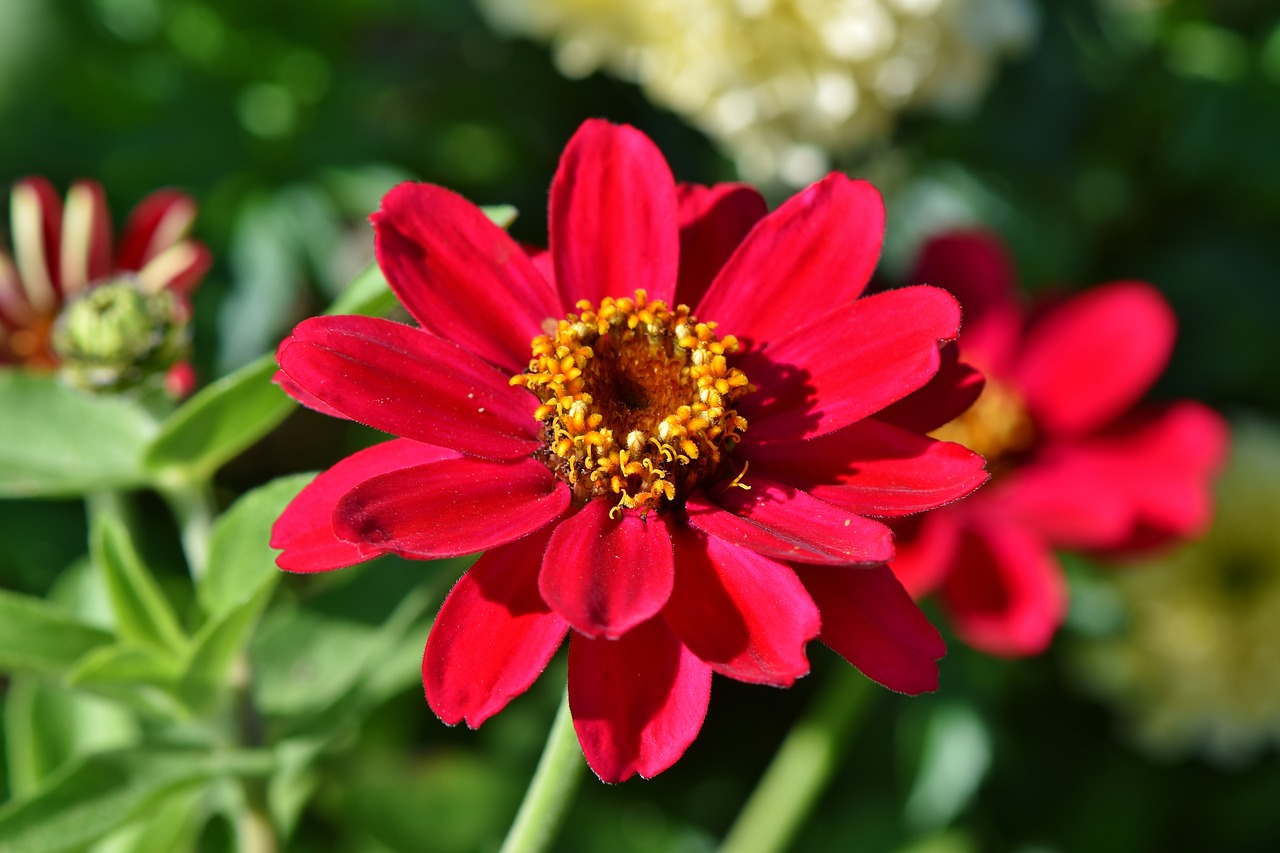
[251, 558, 451, 729]
[904, 703, 992, 831]
[142, 356, 293, 483]
[0, 590, 114, 676]
[3, 676, 138, 801]
[0, 747, 274, 853]
[199, 474, 310, 618]
[0, 373, 156, 497]
[180, 475, 311, 710]
[91, 514, 187, 657]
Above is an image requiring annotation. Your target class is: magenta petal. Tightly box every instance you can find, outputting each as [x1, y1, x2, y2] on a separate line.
[665, 526, 819, 686]
[873, 345, 987, 434]
[425, 527, 569, 728]
[746, 418, 989, 518]
[990, 457, 1134, 550]
[569, 618, 712, 782]
[271, 439, 459, 572]
[373, 182, 561, 374]
[116, 189, 196, 270]
[674, 182, 768, 309]
[889, 511, 966, 598]
[550, 120, 679, 307]
[739, 286, 962, 442]
[794, 563, 945, 694]
[1015, 281, 1175, 437]
[687, 479, 894, 565]
[273, 369, 350, 420]
[695, 175, 883, 345]
[940, 519, 1067, 657]
[335, 456, 569, 558]
[277, 315, 540, 460]
[540, 501, 675, 639]
[908, 230, 1023, 372]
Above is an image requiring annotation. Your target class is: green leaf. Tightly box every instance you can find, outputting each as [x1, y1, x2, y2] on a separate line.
[3, 676, 139, 800]
[324, 262, 396, 317]
[91, 514, 187, 657]
[0, 747, 274, 853]
[0, 372, 157, 497]
[179, 475, 312, 710]
[142, 355, 293, 482]
[61, 645, 188, 721]
[251, 558, 449, 728]
[199, 474, 311, 618]
[0, 590, 114, 676]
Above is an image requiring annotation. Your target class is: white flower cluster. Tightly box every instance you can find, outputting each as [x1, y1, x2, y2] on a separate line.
[1077, 420, 1280, 765]
[477, 0, 1034, 184]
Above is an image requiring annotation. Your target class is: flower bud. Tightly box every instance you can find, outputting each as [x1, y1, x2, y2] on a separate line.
[51, 276, 191, 392]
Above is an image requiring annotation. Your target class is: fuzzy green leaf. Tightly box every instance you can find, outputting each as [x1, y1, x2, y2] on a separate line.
[0, 372, 157, 497]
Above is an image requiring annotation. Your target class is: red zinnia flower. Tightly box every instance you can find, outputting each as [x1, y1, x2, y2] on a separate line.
[890, 231, 1229, 657]
[271, 120, 989, 782]
[0, 177, 209, 369]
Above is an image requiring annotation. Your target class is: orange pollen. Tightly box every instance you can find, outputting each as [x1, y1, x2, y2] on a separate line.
[930, 377, 1035, 466]
[511, 289, 754, 515]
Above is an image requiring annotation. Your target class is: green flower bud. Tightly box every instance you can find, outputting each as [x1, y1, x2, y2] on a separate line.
[51, 276, 191, 393]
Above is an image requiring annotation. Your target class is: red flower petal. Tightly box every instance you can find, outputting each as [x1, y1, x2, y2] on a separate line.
[873, 344, 987, 434]
[115, 189, 197, 270]
[550, 120, 679, 307]
[540, 500, 675, 639]
[889, 511, 966, 598]
[940, 519, 1067, 657]
[674, 182, 768, 309]
[989, 456, 1136, 550]
[271, 439, 458, 572]
[739, 286, 962, 442]
[59, 181, 112, 295]
[1015, 281, 1175, 437]
[908, 230, 1023, 373]
[1000, 401, 1227, 551]
[372, 183, 562, 374]
[10, 177, 63, 311]
[695, 175, 883, 346]
[794, 563, 945, 694]
[273, 368, 350, 421]
[746, 418, 989, 518]
[334, 456, 569, 558]
[276, 315, 540, 460]
[665, 526, 819, 686]
[425, 527, 569, 728]
[687, 479, 894, 565]
[569, 618, 712, 783]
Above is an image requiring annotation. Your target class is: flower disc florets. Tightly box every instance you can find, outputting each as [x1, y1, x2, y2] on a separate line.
[511, 289, 753, 514]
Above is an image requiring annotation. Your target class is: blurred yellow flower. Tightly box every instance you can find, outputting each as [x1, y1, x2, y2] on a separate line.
[477, 0, 1034, 184]
[1076, 419, 1280, 765]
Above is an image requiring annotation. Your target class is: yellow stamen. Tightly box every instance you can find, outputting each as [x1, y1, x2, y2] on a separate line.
[512, 289, 754, 514]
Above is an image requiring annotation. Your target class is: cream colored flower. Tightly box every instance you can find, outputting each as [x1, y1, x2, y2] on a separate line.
[1075, 419, 1280, 765]
[477, 0, 1034, 184]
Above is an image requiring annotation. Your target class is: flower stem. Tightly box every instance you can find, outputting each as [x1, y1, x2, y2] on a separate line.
[159, 479, 216, 580]
[719, 668, 875, 853]
[500, 689, 585, 853]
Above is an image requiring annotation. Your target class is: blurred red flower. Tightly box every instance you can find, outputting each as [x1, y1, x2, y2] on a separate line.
[0, 177, 209, 369]
[271, 120, 989, 782]
[890, 231, 1229, 657]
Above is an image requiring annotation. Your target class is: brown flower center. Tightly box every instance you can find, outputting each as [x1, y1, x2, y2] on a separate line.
[511, 290, 753, 515]
[930, 378, 1035, 468]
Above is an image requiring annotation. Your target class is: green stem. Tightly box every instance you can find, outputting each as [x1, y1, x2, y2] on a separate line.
[719, 668, 875, 853]
[500, 689, 586, 853]
[159, 479, 216, 580]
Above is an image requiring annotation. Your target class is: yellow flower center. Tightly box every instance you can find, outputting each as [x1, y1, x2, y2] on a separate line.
[511, 289, 753, 515]
[930, 378, 1035, 467]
